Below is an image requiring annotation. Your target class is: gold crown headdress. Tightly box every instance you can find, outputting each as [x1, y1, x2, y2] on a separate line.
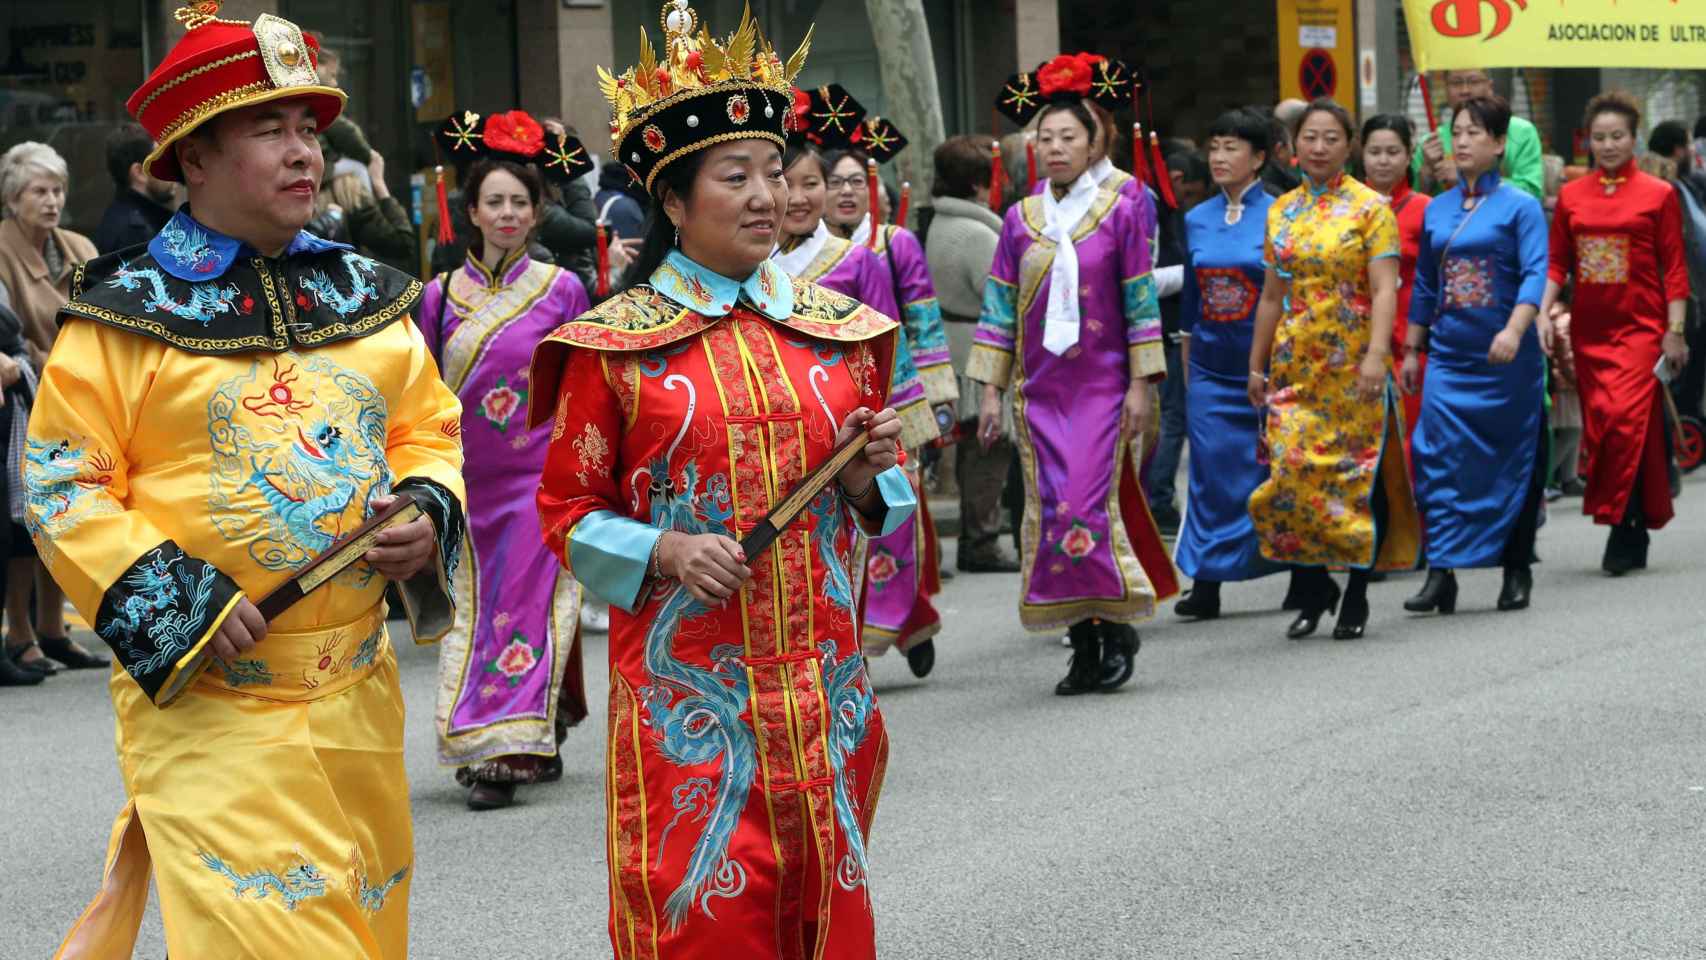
[599, 1, 812, 194]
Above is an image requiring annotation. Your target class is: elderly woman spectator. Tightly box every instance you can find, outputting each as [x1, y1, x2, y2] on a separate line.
[0, 141, 108, 675]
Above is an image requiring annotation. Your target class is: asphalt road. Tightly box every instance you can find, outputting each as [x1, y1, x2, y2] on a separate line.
[4, 476, 1705, 959]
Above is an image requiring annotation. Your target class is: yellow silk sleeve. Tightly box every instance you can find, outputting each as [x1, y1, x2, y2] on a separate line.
[26, 321, 242, 706]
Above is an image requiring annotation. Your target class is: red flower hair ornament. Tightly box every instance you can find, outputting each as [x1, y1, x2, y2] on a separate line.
[1037, 53, 1094, 99]
[483, 109, 545, 158]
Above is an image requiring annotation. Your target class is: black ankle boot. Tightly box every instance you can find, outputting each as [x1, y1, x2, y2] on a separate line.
[1097, 622, 1140, 692]
[1497, 565, 1532, 611]
[1055, 621, 1102, 696]
[1176, 582, 1221, 620]
[1602, 524, 1641, 576]
[1403, 568, 1458, 614]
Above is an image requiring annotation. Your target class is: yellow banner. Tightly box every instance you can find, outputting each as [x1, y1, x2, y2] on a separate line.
[1278, 0, 1357, 104]
[1404, 0, 1706, 71]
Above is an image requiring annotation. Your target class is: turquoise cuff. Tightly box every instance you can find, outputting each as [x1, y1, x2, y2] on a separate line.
[568, 510, 662, 614]
[872, 466, 915, 537]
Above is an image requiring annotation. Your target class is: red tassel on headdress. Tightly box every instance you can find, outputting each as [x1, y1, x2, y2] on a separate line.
[1149, 131, 1178, 209]
[866, 158, 882, 249]
[989, 140, 1005, 212]
[1024, 138, 1037, 193]
[594, 222, 610, 298]
[895, 181, 911, 228]
[1131, 123, 1149, 186]
[434, 165, 455, 247]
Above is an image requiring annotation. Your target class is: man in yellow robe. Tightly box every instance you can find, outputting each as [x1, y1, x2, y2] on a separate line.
[30, 6, 465, 957]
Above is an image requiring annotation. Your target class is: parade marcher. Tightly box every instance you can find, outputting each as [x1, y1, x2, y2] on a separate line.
[1361, 113, 1432, 463]
[774, 107, 942, 676]
[531, 4, 914, 953]
[924, 135, 1022, 573]
[95, 123, 178, 255]
[819, 103, 951, 674]
[1173, 109, 1287, 620]
[975, 53, 1179, 694]
[1401, 96, 1550, 614]
[1414, 69, 1544, 201]
[421, 109, 593, 811]
[35, 7, 464, 955]
[0, 141, 105, 677]
[1247, 99, 1422, 641]
[1538, 92, 1689, 575]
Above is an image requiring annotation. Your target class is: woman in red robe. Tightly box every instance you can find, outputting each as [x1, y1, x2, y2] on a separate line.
[1540, 92, 1691, 575]
[531, 5, 914, 957]
[1361, 114, 1432, 463]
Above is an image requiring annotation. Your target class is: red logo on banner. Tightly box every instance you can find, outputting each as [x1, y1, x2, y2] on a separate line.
[1430, 0, 1529, 41]
[1299, 49, 1336, 99]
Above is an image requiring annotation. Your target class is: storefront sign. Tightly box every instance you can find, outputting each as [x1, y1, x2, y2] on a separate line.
[1277, 0, 1357, 104]
[1403, 0, 1706, 70]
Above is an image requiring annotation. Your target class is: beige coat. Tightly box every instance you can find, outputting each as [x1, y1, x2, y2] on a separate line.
[0, 217, 98, 368]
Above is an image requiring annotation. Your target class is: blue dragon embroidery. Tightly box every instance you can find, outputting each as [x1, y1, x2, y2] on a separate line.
[108, 221, 242, 327]
[632, 453, 754, 931]
[819, 640, 876, 890]
[807, 488, 853, 611]
[208, 355, 390, 576]
[299, 251, 379, 318]
[349, 625, 382, 669]
[356, 865, 409, 914]
[23, 438, 117, 543]
[198, 852, 328, 911]
[100, 549, 221, 679]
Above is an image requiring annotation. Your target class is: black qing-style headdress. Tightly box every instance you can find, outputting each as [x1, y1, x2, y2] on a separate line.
[430, 108, 592, 243]
[600, 0, 813, 195]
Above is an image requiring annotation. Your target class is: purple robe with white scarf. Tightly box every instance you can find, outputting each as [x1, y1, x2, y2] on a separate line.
[968, 186, 1181, 629]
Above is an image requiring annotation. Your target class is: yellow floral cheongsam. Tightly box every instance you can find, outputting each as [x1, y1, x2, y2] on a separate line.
[1248, 174, 1421, 570]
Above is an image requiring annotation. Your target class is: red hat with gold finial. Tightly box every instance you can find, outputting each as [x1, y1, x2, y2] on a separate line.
[128, 1, 346, 183]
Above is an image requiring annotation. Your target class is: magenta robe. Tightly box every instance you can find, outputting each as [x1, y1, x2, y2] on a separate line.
[420, 250, 591, 772]
[781, 233, 943, 655]
[968, 189, 1181, 629]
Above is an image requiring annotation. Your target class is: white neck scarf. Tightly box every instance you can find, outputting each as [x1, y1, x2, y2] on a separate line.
[1088, 156, 1117, 188]
[1041, 171, 1100, 356]
[771, 219, 831, 276]
[848, 212, 876, 248]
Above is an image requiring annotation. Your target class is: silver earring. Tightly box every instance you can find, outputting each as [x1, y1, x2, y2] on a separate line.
[674, 226, 681, 248]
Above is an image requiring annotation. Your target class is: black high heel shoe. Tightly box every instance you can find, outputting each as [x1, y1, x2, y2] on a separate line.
[1496, 565, 1532, 611]
[1332, 592, 1370, 640]
[38, 635, 111, 670]
[1403, 568, 1457, 614]
[1286, 578, 1341, 640]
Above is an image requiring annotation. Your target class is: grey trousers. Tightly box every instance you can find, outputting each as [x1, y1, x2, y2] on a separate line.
[956, 432, 1013, 558]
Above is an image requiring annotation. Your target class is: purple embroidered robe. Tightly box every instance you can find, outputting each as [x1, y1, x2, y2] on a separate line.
[782, 233, 943, 655]
[968, 190, 1181, 629]
[421, 251, 591, 767]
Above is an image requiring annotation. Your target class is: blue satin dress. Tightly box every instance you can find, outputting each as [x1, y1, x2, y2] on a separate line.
[1409, 170, 1549, 568]
[1175, 183, 1286, 582]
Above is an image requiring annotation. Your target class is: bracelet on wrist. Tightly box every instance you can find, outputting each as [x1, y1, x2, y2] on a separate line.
[1249, 370, 1268, 381]
[648, 532, 669, 581]
[839, 477, 874, 502]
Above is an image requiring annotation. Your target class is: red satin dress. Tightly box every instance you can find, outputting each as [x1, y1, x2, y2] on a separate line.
[1385, 179, 1431, 466]
[1547, 162, 1687, 528]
